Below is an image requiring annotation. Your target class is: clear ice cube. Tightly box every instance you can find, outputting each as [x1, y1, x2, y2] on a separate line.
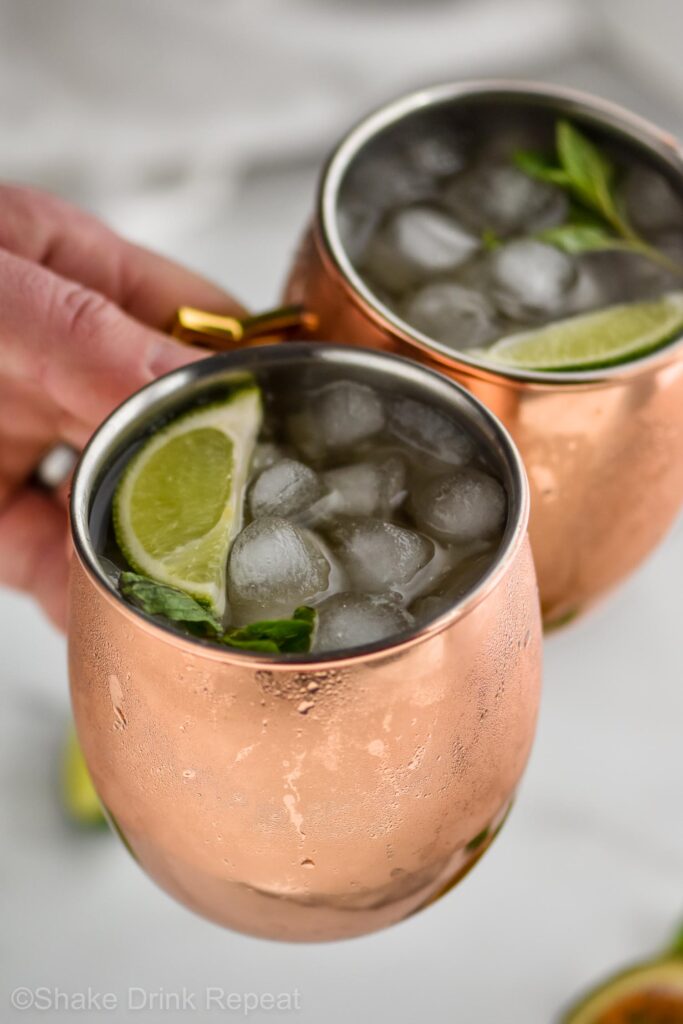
[322, 455, 407, 518]
[576, 244, 682, 304]
[288, 380, 385, 459]
[406, 125, 468, 179]
[337, 198, 381, 265]
[249, 459, 324, 520]
[565, 255, 619, 315]
[228, 517, 330, 623]
[313, 592, 413, 653]
[622, 164, 683, 235]
[443, 163, 568, 237]
[491, 240, 577, 321]
[388, 396, 475, 466]
[251, 442, 284, 475]
[326, 518, 434, 593]
[343, 152, 434, 214]
[411, 550, 498, 623]
[410, 469, 507, 544]
[362, 204, 480, 293]
[401, 281, 499, 348]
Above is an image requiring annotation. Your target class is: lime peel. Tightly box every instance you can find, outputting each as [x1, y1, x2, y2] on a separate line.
[562, 957, 683, 1023]
[485, 292, 683, 371]
[114, 383, 262, 618]
[62, 727, 106, 827]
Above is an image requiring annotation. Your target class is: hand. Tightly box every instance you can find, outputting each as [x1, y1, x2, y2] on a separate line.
[0, 185, 244, 630]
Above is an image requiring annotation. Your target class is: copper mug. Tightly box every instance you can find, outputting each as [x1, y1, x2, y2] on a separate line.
[179, 81, 683, 626]
[69, 343, 542, 942]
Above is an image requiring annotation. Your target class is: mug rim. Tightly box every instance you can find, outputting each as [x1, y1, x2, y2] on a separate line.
[70, 342, 531, 667]
[318, 77, 683, 388]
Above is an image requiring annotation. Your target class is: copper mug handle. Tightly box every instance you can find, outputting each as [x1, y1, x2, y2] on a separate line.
[171, 303, 318, 350]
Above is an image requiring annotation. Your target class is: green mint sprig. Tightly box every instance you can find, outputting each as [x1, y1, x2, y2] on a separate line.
[120, 572, 223, 635]
[219, 607, 317, 654]
[119, 572, 316, 654]
[514, 119, 683, 279]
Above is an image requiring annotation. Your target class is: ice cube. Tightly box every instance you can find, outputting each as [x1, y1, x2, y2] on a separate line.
[410, 469, 507, 544]
[322, 455, 407, 518]
[443, 163, 568, 237]
[403, 123, 469, 179]
[625, 231, 683, 297]
[289, 380, 385, 460]
[343, 152, 434, 214]
[251, 441, 284, 475]
[565, 255, 618, 314]
[491, 240, 577, 321]
[576, 243, 683, 304]
[388, 396, 475, 466]
[249, 459, 324, 520]
[362, 204, 480, 293]
[411, 550, 498, 623]
[401, 281, 499, 349]
[326, 518, 434, 593]
[314, 592, 413, 653]
[227, 517, 330, 624]
[99, 556, 122, 586]
[336, 198, 381, 265]
[622, 164, 683, 235]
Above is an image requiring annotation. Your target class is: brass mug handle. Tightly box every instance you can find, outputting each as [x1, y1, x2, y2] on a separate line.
[171, 304, 318, 351]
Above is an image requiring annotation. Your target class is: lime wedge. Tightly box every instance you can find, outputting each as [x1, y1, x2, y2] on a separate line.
[485, 292, 683, 371]
[62, 727, 105, 827]
[114, 383, 262, 617]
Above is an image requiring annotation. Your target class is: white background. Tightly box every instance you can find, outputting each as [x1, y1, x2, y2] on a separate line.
[1, 2, 682, 1021]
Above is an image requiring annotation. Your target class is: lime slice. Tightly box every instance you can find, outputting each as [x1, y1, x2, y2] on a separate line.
[62, 727, 105, 827]
[563, 957, 683, 1023]
[485, 292, 683, 371]
[114, 383, 262, 617]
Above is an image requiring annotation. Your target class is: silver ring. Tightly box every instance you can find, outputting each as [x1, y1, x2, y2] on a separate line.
[33, 443, 79, 491]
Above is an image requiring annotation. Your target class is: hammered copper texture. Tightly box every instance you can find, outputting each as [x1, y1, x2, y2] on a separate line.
[69, 536, 541, 942]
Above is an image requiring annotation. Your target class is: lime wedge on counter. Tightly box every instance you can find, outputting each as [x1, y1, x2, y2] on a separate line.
[485, 292, 683, 371]
[62, 727, 105, 827]
[114, 383, 262, 617]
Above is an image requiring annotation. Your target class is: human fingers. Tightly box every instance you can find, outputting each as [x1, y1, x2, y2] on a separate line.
[0, 184, 246, 328]
[0, 247, 206, 431]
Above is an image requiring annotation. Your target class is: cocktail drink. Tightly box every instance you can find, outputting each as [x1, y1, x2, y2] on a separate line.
[280, 83, 683, 624]
[69, 344, 541, 941]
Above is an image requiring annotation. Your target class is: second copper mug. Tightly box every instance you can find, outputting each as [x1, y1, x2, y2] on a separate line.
[277, 81, 683, 626]
[69, 343, 541, 942]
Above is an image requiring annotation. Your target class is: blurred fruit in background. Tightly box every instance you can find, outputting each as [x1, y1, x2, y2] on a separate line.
[562, 922, 683, 1023]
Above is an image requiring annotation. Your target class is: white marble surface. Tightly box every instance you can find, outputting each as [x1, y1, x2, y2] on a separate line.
[1, 17, 683, 1023]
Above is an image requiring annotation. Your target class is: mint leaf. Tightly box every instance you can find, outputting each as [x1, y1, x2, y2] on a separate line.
[119, 572, 222, 635]
[566, 199, 611, 229]
[221, 606, 317, 654]
[513, 149, 571, 186]
[538, 223, 618, 255]
[556, 119, 618, 224]
[120, 573, 317, 653]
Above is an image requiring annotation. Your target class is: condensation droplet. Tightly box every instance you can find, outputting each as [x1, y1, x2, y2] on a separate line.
[297, 700, 315, 715]
[300, 858, 315, 868]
